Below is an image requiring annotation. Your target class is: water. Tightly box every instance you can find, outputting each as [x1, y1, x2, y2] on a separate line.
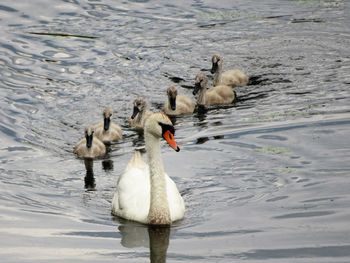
[0, 0, 349, 262]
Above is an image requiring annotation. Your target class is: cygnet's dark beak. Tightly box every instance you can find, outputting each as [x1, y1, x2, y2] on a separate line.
[170, 97, 176, 111]
[131, 106, 140, 119]
[104, 117, 110, 131]
[211, 62, 218, 74]
[193, 83, 201, 95]
[85, 133, 93, 148]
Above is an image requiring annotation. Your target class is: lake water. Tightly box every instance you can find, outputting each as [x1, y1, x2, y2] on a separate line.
[0, 0, 350, 262]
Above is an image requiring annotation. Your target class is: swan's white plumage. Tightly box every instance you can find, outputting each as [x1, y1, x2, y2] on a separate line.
[112, 151, 184, 224]
[112, 113, 185, 225]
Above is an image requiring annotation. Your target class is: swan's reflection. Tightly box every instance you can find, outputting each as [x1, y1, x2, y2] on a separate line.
[84, 158, 95, 190]
[194, 105, 207, 123]
[102, 159, 114, 171]
[148, 225, 170, 263]
[118, 223, 170, 263]
[83, 157, 114, 189]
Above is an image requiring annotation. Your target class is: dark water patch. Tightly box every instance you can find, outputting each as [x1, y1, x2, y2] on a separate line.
[262, 63, 283, 69]
[248, 75, 270, 86]
[291, 18, 324, 23]
[0, 124, 19, 139]
[286, 91, 313, 95]
[272, 77, 292, 84]
[237, 91, 269, 103]
[180, 84, 195, 89]
[198, 21, 229, 28]
[302, 181, 325, 188]
[195, 137, 210, 144]
[163, 73, 186, 83]
[266, 196, 289, 202]
[0, 5, 17, 12]
[273, 210, 335, 219]
[302, 197, 338, 203]
[27, 32, 98, 39]
[264, 14, 293, 20]
[257, 135, 288, 141]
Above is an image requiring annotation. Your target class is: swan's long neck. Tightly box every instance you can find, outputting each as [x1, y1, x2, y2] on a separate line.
[197, 84, 207, 106]
[145, 132, 171, 225]
[213, 62, 222, 86]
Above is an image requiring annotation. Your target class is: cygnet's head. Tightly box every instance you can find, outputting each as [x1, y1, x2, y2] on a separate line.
[211, 54, 222, 74]
[131, 98, 147, 119]
[193, 73, 208, 95]
[84, 126, 95, 148]
[144, 112, 180, 152]
[167, 86, 178, 111]
[103, 107, 113, 131]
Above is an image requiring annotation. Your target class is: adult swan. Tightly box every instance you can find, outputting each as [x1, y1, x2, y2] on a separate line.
[112, 112, 185, 225]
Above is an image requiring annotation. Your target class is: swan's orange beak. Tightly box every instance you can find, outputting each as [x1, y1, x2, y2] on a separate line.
[163, 130, 180, 152]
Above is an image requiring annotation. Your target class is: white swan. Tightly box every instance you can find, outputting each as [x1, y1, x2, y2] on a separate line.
[211, 54, 249, 87]
[94, 107, 123, 143]
[73, 126, 106, 158]
[128, 98, 152, 131]
[112, 112, 185, 225]
[193, 73, 236, 106]
[163, 86, 195, 116]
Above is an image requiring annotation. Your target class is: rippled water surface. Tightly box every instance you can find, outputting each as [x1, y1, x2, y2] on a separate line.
[1, 0, 350, 262]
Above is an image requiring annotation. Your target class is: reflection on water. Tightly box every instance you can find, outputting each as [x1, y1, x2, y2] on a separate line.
[118, 223, 170, 263]
[102, 159, 114, 171]
[148, 226, 170, 263]
[84, 158, 95, 190]
[84, 158, 114, 190]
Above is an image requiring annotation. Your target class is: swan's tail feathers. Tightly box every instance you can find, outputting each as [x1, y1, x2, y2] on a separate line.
[126, 150, 146, 170]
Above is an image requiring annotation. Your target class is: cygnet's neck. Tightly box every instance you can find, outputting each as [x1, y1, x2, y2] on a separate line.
[213, 62, 223, 86]
[145, 131, 171, 225]
[197, 83, 207, 106]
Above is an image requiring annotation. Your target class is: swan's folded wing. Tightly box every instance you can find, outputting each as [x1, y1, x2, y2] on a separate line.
[112, 152, 150, 224]
[165, 174, 185, 222]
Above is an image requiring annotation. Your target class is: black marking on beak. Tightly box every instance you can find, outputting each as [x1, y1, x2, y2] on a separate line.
[104, 117, 110, 131]
[169, 97, 176, 111]
[131, 106, 140, 119]
[159, 122, 175, 137]
[193, 83, 201, 95]
[211, 62, 218, 74]
[85, 133, 93, 148]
